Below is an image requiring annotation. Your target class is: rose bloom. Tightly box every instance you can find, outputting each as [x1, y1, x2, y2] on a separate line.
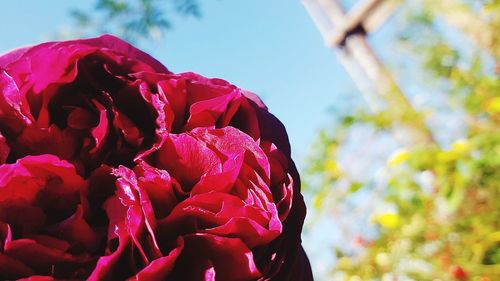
[0, 35, 312, 280]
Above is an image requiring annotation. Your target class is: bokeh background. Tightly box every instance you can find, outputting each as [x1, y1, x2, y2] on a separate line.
[1, 1, 499, 280]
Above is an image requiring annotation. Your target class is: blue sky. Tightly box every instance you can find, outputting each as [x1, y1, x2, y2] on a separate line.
[0, 0, 362, 169]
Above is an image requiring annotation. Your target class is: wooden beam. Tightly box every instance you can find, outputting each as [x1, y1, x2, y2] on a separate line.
[302, 0, 435, 144]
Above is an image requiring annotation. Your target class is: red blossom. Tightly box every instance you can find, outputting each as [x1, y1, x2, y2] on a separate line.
[0, 35, 311, 280]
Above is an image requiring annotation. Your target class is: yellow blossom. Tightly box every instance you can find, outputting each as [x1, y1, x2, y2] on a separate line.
[485, 96, 500, 114]
[388, 149, 410, 167]
[377, 213, 401, 229]
[451, 139, 470, 155]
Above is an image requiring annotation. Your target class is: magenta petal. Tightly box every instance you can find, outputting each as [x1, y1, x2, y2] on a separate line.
[0, 133, 9, 164]
[206, 217, 280, 248]
[4, 44, 81, 93]
[293, 246, 314, 281]
[112, 107, 143, 146]
[190, 153, 244, 195]
[133, 237, 184, 281]
[184, 73, 235, 103]
[0, 203, 45, 235]
[89, 100, 109, 153]
[102, 195, 128, 241]
[272, 246, 313, 281]
[170, 233, 261, 280]
[2, 35, 169, 95]
[160, 192, 276, 242]
[46, 205, 98, 251]
[113, 166, 139, 206]
[26, 235, 71, 254]
[204, 266, 216, 281]
[125, 205, 151, 265]
[190, 126, 271, 181]
[87, 226, 132, 281]
[133, 90, 168, 159]
[78, 34, 169, 73]
[0, 155, 84, 206]
[0, 253, 34, 279]
[133, 162, 179, 219]
[17, 276, 55, 281]
[0, 70, 33, 133]
[113, 165, 164, 260]
[85, 164, 117, 221]
[0, 46, 29, 68]
[14, 125, 79, 160]
[0, 222, 12, 249]
[157, 78, 187, 132]
[154, 133, 222, 188]
[249, 94, 293, 157]
[4, 239, 77, 272]
[67, 107, 97, 129]
[185, 91, 238, 130]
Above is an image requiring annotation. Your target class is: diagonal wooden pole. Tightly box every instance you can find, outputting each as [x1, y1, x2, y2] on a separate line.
[302, 0, 435, 145]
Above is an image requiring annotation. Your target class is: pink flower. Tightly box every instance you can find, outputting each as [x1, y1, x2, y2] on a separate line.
[0, 35, 167, 173]
[0, 35, 311, 280]
[0, 155, 100, 279]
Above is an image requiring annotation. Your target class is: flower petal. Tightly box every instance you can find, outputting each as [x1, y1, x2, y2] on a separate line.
[168, 233, 261, 281]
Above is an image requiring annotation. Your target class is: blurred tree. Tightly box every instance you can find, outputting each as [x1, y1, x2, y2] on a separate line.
[56, 0, 200, 43]
[304, 0, 499, 280]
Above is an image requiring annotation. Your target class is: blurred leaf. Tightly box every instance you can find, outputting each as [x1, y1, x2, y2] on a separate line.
[348, 182, 363, 193]
[57, 0, 201, 44]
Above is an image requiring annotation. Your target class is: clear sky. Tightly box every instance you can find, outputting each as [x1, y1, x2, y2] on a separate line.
[0, 0, 362, 169]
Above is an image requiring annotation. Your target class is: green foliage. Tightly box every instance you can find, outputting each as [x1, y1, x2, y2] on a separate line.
[305, 0, 500, 280]
[60, 0, 200, 43]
